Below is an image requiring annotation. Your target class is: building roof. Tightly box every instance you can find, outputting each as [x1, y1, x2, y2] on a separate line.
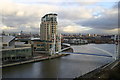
[15, 42, 25, 45]
[31, 38, 40, 40]
[42, 13, 57, 18]
[0, 36, 15, 44]
[31, 39, 52, 42]
[15, 38, 31, 41]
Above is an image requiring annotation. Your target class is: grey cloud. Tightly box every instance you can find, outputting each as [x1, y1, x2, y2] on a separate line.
[2, 15, 39, 28]
[0, 0, 118, 34]
[76, 9, 118, 30]
[57, 8, 92, 20]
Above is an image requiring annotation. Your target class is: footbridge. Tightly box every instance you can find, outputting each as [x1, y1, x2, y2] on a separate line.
[61, 52, 112, 58]
[56, 46, 115, 58]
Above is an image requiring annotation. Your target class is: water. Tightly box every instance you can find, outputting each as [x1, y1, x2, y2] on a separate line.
[2, 44, 115, 78]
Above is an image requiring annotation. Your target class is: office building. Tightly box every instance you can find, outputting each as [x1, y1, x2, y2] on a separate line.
[0, 36, 32, 63]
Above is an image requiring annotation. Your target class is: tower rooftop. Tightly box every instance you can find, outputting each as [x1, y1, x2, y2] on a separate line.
[42, 13, 57, 18]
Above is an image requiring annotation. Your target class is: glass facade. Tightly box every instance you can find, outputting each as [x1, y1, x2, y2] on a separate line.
[2, 47, 32, 62]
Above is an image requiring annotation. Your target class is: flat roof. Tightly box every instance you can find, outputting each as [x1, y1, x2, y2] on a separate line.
[31, 39, 52, 42]
[15, 42, 25, 45]
[31, 38, 40, 40]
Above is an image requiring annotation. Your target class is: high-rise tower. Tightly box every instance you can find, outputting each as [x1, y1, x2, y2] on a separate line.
[40, 13, 57, 41]
[39, 13, 61, 55]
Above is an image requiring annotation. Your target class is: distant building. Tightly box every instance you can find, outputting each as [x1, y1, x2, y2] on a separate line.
[63, 38, 88, 44]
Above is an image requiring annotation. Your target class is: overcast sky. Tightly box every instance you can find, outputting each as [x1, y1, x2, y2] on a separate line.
[0, 0, 119, 34]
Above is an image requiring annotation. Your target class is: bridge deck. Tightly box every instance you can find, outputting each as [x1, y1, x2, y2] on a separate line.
[60, 52, 112, 58]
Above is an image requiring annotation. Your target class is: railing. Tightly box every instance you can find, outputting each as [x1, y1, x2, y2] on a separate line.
[61, 52, 112, 58]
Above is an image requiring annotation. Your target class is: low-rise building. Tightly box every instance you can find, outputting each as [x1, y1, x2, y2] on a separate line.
[0, 36, 32, 63]
[63, 38, 88, 44]
[1, 47, 32, 62]
[31, 38, 57, 55]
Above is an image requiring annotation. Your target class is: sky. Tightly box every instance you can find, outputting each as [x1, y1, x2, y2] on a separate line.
[0, 0, 119, 34]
